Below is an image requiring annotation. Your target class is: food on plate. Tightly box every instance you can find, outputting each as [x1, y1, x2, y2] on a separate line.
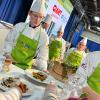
[32, 71, 47, 81]
[1, 77, 19, 88]
[1, 77, 28, 93]
[17, 82, 28, 93]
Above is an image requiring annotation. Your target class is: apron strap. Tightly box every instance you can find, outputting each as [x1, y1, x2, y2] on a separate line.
[20, 23, 28, 33]
[33, 26, 41, 58]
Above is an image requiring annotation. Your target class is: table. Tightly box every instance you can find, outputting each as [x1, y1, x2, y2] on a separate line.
[0, 64, 64, 100]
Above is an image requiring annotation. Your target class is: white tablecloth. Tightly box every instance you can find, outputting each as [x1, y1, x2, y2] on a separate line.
[0, 64, 64, 100]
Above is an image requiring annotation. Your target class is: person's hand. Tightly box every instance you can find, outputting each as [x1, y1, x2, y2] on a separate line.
[43, 81, 58, 100]
[45, 81, 57, 95]
[43, 69, 50, 74]
[32, 64, 37, 69]
[4, 53, 16, 64]
[83, 86, 100, 100]
[4, 54, 12, 64]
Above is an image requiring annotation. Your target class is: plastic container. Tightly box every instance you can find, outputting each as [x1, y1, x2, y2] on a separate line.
[59, 74, 83, 100]
[0, 55, 5, 71]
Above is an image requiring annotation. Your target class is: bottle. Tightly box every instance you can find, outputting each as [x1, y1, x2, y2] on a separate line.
[59, 74, 83, 100]
[3, 58, 12, 72]
[0, 55, 6, 72]
[59, 80, 72, 100]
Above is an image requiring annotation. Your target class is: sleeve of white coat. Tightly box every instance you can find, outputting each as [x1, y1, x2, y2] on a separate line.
[75, 53, 92, 87]
[0, 88, 21, 100]
[3, 23, 21, 55]
[36, 34, 49, 70]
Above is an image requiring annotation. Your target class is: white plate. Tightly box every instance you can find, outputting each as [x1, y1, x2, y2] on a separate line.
[0, 73, 33, 97]
[25, 69, 48, 84]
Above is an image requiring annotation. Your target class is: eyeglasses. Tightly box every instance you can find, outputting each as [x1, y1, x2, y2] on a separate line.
[31, 12, 43, 19]
[79, 43, 85, 46]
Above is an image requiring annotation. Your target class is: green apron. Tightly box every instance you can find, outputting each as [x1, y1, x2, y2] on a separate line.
[11, 24, 40, 69]
[87, 63, 100, 94]
[49, 39, 62, 60]
[66, 50, 83, 68]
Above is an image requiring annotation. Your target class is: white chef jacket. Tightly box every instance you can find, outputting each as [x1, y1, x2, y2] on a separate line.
[76, 51, 100, 87]
[49, 36, 66, 60]
[3, 22, 49, 70]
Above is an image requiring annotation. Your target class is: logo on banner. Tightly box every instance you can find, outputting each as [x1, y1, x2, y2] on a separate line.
[53, 5, 62, 16]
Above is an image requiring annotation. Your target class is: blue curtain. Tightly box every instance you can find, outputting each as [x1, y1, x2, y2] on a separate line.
[0, 0, 32, 24]
[0, 0, 11, 19]
[63, 9, 85, 47]
[3, 0, 22, 24]
[63, 9, 77, 41]
[63, 8, 100, 51]
[71, 23, 84, 47]
[86, 40, 100, 51]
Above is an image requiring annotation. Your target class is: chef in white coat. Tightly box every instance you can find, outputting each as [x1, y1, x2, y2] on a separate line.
[3, 0, 49, 71]
[75, 51, 100, 99]
[49, 25, 66, 60]
[64, 37, 87, 69]
[43, 51, 100, 100]
[41, 14, 52, 31]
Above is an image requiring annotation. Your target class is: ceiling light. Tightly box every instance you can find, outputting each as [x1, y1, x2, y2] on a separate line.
[94, 16, 100, 22]
[97, 27, 100, 30]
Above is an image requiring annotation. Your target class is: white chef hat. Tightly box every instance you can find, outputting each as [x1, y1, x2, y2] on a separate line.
[58, 25, 64, 33]
[30, 0, 45, 16]
[43, 14, 52, 25]
[79, 37, 88, 45]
